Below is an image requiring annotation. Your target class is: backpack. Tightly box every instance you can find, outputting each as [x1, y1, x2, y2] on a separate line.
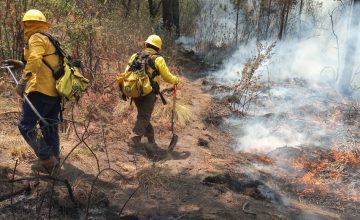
[117, 51, 167, 104]
[40, 32, 90, 102]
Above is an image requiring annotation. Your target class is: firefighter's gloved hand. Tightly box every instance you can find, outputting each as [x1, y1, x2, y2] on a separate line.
[16, 79, 27, 97]
[118, 90, 127, 101]
[121, 93, 128, 101]
[2, 59, 24, 71]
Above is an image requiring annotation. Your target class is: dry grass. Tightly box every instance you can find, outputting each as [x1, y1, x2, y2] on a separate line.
[0, 132, 26, 150]
[137, 164, 173, 192]
[153, 98, 193, 128]
[113, 95, 193, 129]
[113, 100, 136, 118]
[10, 145, 33, 160]
[0, 125, 34, 161]
[0, 97, 19, 112]
[71, 145, 97, 158]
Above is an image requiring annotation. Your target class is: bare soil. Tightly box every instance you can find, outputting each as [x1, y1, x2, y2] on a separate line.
[0, 51, 347, 220]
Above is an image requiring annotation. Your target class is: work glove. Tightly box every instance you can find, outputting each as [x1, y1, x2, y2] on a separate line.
[16, 79, 27, 97]
[2, 59, 24, 72]
[118, 86, 127, 101]
[120, 93, 128, 101]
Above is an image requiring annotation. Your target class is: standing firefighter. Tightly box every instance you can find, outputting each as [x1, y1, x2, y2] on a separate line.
[117, 35, 179, 152]
[3, 9, 61, 172]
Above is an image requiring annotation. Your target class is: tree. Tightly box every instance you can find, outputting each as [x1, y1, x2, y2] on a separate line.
[278, 0, 291, 40]
[148, 0, 162, 18]
[338, 0, 360, 95]
[162, 0, 180, 36]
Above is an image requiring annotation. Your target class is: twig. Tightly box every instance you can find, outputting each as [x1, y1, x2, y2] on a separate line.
[48, 180, 56, 220]
[10, 160, 18, 220]
[119, 185, 141, 216]
[0, 184, 31, 202]
[329, 7, 341, 80]
[101, 123, 111, 169]
[242, 201, 257, 216]
[59, 134, 91, 168]
[0, 175, 78, 206]
[85, 168, 128, 219]
[70, 104, 100, 173]
[103, 79, 116, 89]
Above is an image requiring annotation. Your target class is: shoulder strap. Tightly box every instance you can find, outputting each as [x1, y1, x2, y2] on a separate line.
[39, 32, 66, 58]
[128, 52, 144, 71]
[38, 32, 65, 78]
[147, 53, 161, 79]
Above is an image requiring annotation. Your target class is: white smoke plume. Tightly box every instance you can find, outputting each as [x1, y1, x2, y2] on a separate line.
[205, 0, 360, 153]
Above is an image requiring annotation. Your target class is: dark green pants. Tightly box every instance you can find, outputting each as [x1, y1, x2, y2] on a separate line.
[133, 92, 156, 142]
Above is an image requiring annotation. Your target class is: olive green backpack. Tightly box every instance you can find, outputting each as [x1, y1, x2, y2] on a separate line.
[40, 32, 89, 102]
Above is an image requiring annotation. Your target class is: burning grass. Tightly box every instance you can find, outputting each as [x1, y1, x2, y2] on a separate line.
[290, 146, 360, 202]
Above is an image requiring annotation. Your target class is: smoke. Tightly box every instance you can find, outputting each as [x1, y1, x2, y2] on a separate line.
[194, 0, 236, 48]
[338, 1, 360, 95]
[200, 0, 360, 153]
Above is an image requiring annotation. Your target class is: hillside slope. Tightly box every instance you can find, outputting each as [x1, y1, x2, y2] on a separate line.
[0, 66, 342, 220]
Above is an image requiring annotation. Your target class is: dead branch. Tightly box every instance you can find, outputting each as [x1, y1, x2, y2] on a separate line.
[59, 134, 91, 168]
[226, 42, 276, 115]
[47, 179, 56, 219]
[242, 201, 256, 216]
[329, 6, 341, 80]
[85, 168, 129, 219]
[0, 184, 31, 202]
[0, 175, 78, 206]
[10, 160, 17, 220]
[119, 185, 141, 216]
[69, 104, 101, 173]
[101, 123, 111, 169]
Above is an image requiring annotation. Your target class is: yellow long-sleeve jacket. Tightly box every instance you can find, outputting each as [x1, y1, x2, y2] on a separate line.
[125, 48, 179, 86]
[22, 24, 60, 97]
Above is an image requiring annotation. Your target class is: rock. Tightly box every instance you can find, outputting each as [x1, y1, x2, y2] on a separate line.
[198, 138, 209, 148]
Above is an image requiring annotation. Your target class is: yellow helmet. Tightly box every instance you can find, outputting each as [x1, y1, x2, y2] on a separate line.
[145, 35, 162, 49]
[21, 9, 48, 25]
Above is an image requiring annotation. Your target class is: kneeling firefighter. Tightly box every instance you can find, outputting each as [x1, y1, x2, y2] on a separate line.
[118, 35, 179, 151]
[3, 9, 61, 172]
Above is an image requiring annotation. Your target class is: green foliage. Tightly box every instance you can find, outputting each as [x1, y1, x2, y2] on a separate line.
[0, 0, 167, 91]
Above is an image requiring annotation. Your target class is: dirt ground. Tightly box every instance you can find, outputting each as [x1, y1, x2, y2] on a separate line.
[0, 51, 347, 219]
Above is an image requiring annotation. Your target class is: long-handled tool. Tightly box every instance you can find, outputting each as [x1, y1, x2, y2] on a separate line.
[1, 65, 49, 127]
[168, 85, 178, 152]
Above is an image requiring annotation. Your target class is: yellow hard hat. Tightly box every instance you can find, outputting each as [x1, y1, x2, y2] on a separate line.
[21, 9, 48, 25]
[145, 35, 162, 49]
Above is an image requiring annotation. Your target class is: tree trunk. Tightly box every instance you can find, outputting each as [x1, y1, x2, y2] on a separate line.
[122, 0, 132, 18]
[278, 1, 287, 40]
[298, 0, 304, 38]
[162, 0, 174, 31]
[283, 1, 290, 39]
[235, 0, 240, 45]
[172, 0, 180, 36]
[265, 0, 272, 39]
[148, 0, 162, 18]
[338, 0, 360, 95]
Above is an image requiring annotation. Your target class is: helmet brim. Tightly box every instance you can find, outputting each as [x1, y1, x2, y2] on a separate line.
[20, 20, 50, 27]
[144, 40, 160, 49]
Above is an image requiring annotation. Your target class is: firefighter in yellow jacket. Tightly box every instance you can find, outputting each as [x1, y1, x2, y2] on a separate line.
[3, 9, 61, 172]
[124, 35, 178, 150]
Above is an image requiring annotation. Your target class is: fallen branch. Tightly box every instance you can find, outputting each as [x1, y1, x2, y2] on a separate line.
[119, 185, 141, 216]
[0, 184, 31, 202]
[0, 175, 77, 206]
